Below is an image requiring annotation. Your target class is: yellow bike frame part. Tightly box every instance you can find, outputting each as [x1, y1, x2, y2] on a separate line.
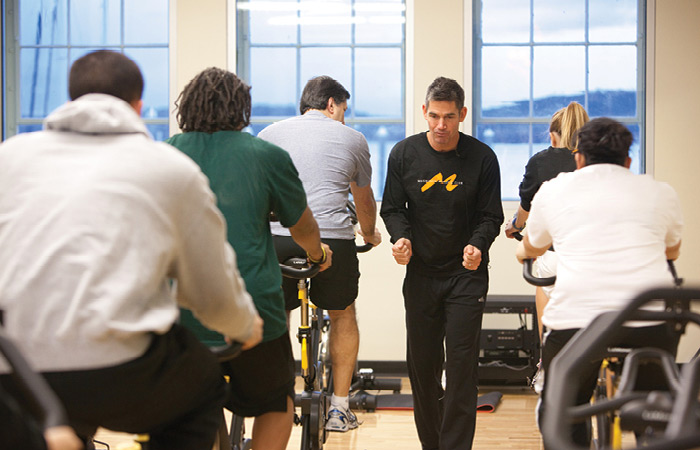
[301, 335, 308, 371]
[612, 416, 622, 449]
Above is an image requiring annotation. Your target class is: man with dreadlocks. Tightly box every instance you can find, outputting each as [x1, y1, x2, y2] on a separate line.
[167, 67, 331, 450]
[259, 75, 382, 433]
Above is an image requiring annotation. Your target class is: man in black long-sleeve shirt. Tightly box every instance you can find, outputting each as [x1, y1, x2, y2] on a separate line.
[380, 77, 503, 450]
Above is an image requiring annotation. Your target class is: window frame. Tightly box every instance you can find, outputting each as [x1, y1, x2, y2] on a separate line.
[471, 0, 647, 202]
[233, 0, 407, 199]
[2, 0, 170, 140]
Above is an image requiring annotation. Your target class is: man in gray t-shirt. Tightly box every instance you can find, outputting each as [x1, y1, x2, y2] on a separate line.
[258, 75, 381, 433]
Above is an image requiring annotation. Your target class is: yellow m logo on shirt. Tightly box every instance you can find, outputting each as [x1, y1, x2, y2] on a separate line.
[421, 172, 459, 192]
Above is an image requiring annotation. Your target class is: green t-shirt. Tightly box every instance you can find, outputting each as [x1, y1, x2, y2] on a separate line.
[167, 131, 307, 344]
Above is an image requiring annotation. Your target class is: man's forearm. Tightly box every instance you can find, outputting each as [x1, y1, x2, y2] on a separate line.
[471, 155, 505, 250]
[380, 211, 411, 244]
[356, 203, 377, 236]
[379, 190, 411, 243]
[514, 205, 530, 229]
[350, 183, 377, 235]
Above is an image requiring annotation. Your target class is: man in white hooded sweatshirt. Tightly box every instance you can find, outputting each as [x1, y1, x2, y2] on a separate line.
[0, 50, 262, 450]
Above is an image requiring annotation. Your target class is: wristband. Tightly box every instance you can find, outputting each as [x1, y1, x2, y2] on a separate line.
[307, 246, 327, 265]
[511, 216, 525, 232]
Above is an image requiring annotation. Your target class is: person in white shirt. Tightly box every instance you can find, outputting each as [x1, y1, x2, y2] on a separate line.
[0, 50, 262, 450]
[516, 117, 683, 448]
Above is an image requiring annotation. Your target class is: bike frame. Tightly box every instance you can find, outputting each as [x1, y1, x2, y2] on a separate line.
[520, 258, 696, 450]
[543, 287, 700, 450]
[280, 258, 327, 450]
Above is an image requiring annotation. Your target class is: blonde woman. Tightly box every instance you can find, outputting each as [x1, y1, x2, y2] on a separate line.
[505, 101, 589, 344]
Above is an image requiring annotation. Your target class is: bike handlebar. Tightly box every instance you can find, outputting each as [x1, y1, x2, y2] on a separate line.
[279, 241, 374, 280]
[356, 243, 374, 253]
[668, 259, 684, 287]
[513, 232, 558, 286]
[521, 258, 680, 289]
[280, 257, 321, 280]
[348, 200, 377, 254]
[522, 258, 557, 287]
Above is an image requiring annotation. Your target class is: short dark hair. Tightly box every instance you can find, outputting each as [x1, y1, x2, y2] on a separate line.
[68, 50, 143, 103]
[425, 77, 465, 111]
[174, 67, 251, 133]
[299, 76, 350, 115]
[574, 117, 633, 166]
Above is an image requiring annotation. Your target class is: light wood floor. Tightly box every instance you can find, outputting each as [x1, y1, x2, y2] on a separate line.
[94, 375, 645, 449]
[290, 387, 544, 450]
[94, 379, 544, 449]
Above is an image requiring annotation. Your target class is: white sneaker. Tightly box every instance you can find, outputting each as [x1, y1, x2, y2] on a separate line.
[533, 366, 545, 395]
[529, 360, 545, 394]
[325, 406, 359, 432]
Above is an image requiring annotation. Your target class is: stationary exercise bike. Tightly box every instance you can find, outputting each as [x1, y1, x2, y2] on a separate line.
[0, 327, 73, 450]
[279, 256, 327, 450]
[521, 257, 700, 449]
[279, 241, 394, 448]
[278, 199, 402, 448]
[542, 283, 700, 450]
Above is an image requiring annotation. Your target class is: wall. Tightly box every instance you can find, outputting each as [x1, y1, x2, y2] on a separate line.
[410, 0, 464, 132]
[172, 0, 700, 362]
[171, 0, 228, 128]
[652, 0, 700, 360]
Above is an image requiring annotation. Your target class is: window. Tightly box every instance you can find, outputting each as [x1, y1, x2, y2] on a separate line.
[236, 0, 406, 198]
[474, 0, 644, 200]
[3, 0, 170, 140]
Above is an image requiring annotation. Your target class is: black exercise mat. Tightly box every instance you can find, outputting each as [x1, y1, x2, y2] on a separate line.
[375, 393, 413, 410]
[475, 391, 502, 413]
[374, 391, 503, 413]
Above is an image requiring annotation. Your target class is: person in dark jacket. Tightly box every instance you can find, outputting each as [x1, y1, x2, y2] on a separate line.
[380, 76, 503, 450]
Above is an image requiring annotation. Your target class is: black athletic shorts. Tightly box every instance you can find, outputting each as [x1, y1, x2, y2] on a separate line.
[222, 332, 296, 417]
[1, 324, 227, 450]
[273, 235, 359, 311]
